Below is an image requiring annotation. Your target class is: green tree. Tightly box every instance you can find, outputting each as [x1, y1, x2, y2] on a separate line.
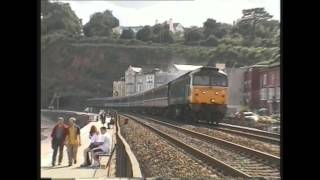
[120, 29, 134, 39]
[238, 8, 273, 40]
[83, 10, 119, 37]
[215, 23, 231, 38]
[159, 30, 174, 43]
[203, 19, 230, 38]
[203, 18, 218, 38]
[184, 28, 203, 42]
[255, 20, 280, 40]
[41, 0, 82, 35]
[152, 24, 162, 34]
[136, 26, 153, 42]
[151, 23, 173, 43]
[201, 35, 219, 46]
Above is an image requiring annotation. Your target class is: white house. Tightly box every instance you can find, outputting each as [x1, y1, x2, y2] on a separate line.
[113, 80, 125, 97]
[136, 72, 155, 93]
[125, 66, 142, 96]
[113, 26, 143, 35]
[161, 18, 184, 35]
[154, 70, 178, 87]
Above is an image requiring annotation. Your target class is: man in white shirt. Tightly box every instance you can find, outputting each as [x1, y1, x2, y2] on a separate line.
[91, 127, 112, 167]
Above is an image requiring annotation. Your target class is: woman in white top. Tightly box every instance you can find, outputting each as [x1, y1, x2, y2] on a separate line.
[80, 125, 99, 167]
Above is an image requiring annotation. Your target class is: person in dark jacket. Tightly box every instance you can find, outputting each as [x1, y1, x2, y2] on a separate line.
[51, 117, 68, 166]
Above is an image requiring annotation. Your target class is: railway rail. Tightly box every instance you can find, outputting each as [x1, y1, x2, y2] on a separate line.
[137, 113, 280, 144]
[218, 122, 280, 139]
[122, 113, 280, 179]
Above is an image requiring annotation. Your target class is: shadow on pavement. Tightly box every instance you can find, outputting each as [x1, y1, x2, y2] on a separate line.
[74, 166, 103, 170]
[42, 165, 70, 170]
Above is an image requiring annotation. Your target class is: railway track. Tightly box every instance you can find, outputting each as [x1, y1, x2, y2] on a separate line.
[136, 113, 280, 145]
[119, 115, 227, 178]
[133, 114, 280, 156]
[122, 113, 281, 179]
[218, 123, 280, 140]
[214, 126, 280, 144]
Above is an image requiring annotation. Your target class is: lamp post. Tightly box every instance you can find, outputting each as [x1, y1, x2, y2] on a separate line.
[56, 93, 59, 110]
[97, 84, 101, 96]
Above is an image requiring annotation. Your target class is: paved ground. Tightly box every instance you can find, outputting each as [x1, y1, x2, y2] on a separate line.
[41, 117, 116, 179]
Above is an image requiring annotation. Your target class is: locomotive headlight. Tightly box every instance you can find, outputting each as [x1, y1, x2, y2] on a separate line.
[215, 91, 219, 95]
[211, 98, 215, 102]
[202, 91, 207, 94]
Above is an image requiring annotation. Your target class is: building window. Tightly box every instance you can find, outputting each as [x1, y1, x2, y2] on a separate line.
[260, 88, 267, 100]
[276, 87, 280, 100]
[263, 74, 267, 86]
[271, 73, 275, 85]
[268, 87, 275, 100]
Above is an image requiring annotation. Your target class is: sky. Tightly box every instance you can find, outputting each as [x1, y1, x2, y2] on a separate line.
[58, 0, 280, 27]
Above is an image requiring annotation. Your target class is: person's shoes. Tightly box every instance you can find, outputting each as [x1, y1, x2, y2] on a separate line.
[74, 160, 77, 164]
[68, 163, 72, 166]
[80, 163, 89, 167]
[52, 162, 55, 167]
[90, 161, 100, 168]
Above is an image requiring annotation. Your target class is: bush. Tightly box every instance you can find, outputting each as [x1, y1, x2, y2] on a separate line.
[184, 29, 203, 42]
[120, 29, 134, 39]
[200, 35, 219, 46]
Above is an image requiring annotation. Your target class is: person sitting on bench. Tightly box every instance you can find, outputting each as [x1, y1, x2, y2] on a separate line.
[80, 125, 99, 167]
[91, 127, 112, 167]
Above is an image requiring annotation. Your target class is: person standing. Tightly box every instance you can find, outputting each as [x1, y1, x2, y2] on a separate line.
[65, 117, 81, 166]
[50, 117, 68, 166]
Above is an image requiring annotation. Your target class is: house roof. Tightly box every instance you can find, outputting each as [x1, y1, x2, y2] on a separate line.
[140, 67, 159, 74]
[173, 64, 203, 71]
[173, 23, 183, 28]
[240, 61, 280, 71]
[129, 66, 142, 72]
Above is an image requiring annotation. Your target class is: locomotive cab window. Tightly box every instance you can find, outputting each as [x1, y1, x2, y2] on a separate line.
[193, 75, 210, 86]
[211, 74, 228, 87]
[193, 71, 227, 87]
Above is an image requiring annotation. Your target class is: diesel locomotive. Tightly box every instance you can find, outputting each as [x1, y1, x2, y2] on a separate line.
[87, 66, 228, 124]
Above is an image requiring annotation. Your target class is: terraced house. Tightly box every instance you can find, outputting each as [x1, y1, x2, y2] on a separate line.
[243, 61, 280, 114]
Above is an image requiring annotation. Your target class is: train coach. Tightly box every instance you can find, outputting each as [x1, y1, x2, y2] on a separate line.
[87, 66, 228, 124]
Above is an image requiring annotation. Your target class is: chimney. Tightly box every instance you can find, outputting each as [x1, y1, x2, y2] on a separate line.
[216, 63, 226, 71]
[168, 18, 174, 32]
